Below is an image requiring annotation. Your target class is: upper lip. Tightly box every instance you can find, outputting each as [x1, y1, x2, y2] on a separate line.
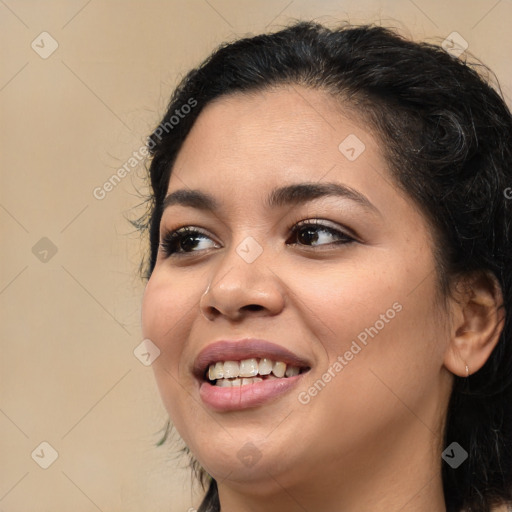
[193, 338, 312, 380]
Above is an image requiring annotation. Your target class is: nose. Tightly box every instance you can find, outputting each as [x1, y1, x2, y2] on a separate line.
[199, 242, 285, 322]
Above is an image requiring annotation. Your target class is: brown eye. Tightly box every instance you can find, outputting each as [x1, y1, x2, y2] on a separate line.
[159, 227, 219, 257]
[288, 220, 354, 247]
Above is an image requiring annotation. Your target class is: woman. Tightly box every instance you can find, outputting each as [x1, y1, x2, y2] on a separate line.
[138, 21, 512, 511]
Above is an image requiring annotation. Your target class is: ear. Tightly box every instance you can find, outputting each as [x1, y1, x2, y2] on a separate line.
[443, 270, 505, 377]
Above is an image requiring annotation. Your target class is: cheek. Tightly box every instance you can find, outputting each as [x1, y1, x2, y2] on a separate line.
[141, 267, 201, 342]
[141, 270, 200, 388]
[300, 255, 445, 389]
[141, 272, 219, 450]
[141, 273, 196, 428]
[141, 274, 178, 344]
[294, 275, 445, 452]
[292, 263, 398, 349]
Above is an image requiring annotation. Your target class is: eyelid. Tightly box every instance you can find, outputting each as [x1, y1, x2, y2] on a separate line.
[161, 225, 220, 245]
[160, 225, 216, 241]
[288, 217, 360, 241]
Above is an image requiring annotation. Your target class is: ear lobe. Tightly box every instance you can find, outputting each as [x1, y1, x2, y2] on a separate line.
[443, 271, 505, 377]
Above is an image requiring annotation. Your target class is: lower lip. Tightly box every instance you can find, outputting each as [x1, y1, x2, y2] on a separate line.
[199, 374, 306, 411]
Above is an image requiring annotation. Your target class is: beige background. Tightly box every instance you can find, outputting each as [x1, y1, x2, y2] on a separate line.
[1, 1, 511, 511]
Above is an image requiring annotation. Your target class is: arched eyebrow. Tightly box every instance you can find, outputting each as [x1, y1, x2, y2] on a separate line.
[163, 182, 380, 216]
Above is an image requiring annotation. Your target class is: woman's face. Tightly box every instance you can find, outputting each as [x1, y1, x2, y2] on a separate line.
[141, 86, 453, 492]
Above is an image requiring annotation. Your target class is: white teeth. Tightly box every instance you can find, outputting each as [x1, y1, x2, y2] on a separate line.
[214, 361, 224, 379]
[223, 361, 240, 379]
[207, 362, 225, 380]
[258, 358, 273, 375]
[239, 358, 259, 377]
[207, 358, 304, 382]
[242, 377, 263, 386]
[285, 365, 300, 377]
[272, 361, 286, 378]
[215, 376, 264, 387]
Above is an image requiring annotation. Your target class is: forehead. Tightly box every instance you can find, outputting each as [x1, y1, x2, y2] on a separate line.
[167, 86, 396, 214]
[177, 87, 368, 162]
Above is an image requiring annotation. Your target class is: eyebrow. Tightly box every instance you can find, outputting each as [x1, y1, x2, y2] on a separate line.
[162, 182, 380, 215]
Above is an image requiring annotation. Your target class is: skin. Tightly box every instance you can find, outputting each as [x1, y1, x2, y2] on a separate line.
[141, 86, 504, 512]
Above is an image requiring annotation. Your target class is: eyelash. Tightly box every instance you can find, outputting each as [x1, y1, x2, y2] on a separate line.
[159, 219, 356, 258]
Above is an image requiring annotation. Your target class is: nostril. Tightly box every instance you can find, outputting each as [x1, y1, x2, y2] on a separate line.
[243, 304, 264, 312]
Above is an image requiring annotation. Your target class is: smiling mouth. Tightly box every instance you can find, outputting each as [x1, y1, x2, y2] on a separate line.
[204, 358, 311, 387]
